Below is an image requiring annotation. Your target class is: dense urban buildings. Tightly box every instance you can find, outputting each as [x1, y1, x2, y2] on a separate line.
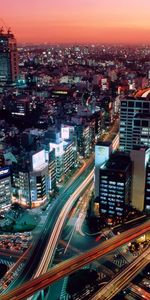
[0, 25, 150, 300]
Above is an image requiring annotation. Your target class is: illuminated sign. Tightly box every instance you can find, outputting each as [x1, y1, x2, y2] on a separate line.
[61, 126, 70, 140]
[95, 145, 110, 167]
[61, 125, 75, 140]
[0, 167, 10, 179]
[32, 150, 45, 171]
[52, 91, 68, 95]
[49, 142, 64, 157]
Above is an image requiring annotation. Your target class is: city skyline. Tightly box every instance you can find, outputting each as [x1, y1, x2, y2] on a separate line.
[0, 2, 150, 298]
[1, 0, 150, 44]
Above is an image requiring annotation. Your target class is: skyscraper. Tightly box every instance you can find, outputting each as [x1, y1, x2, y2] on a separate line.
[0, 166, 11, 209]
[130, 147, 150, 212]
[120, 91, 150, 152]
[0, 28, 19, 85]
[99, 152, 132, 225]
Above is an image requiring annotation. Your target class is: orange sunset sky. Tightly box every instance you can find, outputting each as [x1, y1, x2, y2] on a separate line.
[1, 0, 150, 44]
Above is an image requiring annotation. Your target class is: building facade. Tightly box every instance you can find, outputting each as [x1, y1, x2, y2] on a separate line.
[99, 152, 132, 225]
[120, 96, 150, 151]
[145, 158, 150, 213]
[130, 147, 150, 212]
[0, 166, 11, 209]
[0, 29, 19, 85]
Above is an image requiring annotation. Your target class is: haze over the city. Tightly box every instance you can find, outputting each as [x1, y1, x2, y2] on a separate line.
[1, 0, 150, 44]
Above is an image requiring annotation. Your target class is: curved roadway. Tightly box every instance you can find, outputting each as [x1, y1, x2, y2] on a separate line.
[1, 220, 150, 300]
[2, 159, 94, 294]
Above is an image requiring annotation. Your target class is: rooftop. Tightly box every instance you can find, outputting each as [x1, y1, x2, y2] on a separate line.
[101, 152, 131, 172]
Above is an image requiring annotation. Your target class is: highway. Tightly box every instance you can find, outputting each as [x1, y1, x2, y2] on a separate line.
[2, 157, 94, 293]
[90, 247, 150, 300]
[128, 284, 150, 300]
[1, 220, 150, 300]
[34, 170, 94, 277]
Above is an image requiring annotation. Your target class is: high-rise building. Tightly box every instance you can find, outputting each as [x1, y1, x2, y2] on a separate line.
[99, 152, 132, 225]
[95, 141, 112, 198]
[0, 28, 19, 85]
[30, 165, 49, 208]
[130, 147, 150, 212]
[49, 141, 64, 182]
[0, 166, 11, 209]
[145, 157, 150, 213]
[75, 124, 91, 158]
[12, 150, 50, 208]
[120, 93, 150, 152]
[48, 149, 56, 192]
[12, 169, 31, 207]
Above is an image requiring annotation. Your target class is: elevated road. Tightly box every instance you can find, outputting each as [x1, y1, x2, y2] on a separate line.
[34, 170, 94, 277]
[129, 284, 150, 300]
[1, 220, 150, 300]
[2, 158, 94, 293]
[90, 247, 150, 300]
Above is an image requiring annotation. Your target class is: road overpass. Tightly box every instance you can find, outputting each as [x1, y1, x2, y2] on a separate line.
[128, 284, 150, 300]
[90, 246, 150, 300]
[1, 220, 150, 300]
[1, 159, 94, 294]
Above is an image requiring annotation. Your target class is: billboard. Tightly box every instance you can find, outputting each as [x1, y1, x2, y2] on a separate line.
[95, 145, 110, 167]
[32, 150, 45, 171]
[61, 126, 70, 140]
[49, 142, 64, 157]
[0, 167, 10, 179]
[61, 125, 75, 140]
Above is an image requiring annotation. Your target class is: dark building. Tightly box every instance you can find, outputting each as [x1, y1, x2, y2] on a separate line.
[145, 158, 150, 213]
[99, 152, 132, 225]
[75, 124, 90, 158]
[0, 28, 19, 85]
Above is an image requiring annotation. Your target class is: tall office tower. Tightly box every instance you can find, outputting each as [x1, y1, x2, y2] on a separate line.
[48, 149, 56, 192]
[120, 91, 150, 151]
[49, 141, 64, 182]
[95, 141, 112, 198]
[75, 124, 91, 158]
[130, 147, 150, 212]
[0, 28, 19, 85]
[0, 166, 11, 209]
[99, 152, 132, 225]
[145, 157, 150, 213]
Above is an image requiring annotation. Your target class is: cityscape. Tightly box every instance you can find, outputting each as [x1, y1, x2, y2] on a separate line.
[0, 1, 150, 300]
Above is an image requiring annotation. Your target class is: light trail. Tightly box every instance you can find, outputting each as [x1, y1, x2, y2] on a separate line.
[34, 170, 94, 277]
[91, 247, 150, 300]
[1, 220, 150, 300]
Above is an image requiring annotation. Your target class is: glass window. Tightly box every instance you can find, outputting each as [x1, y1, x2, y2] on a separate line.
[143, 102, 149, 109]
[128, 101, 134, 107]
[121, 101, 127, 106]
[136, 102, 142, 108]
[134, 120, 140, 126]
[142, 120, 148, 127]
